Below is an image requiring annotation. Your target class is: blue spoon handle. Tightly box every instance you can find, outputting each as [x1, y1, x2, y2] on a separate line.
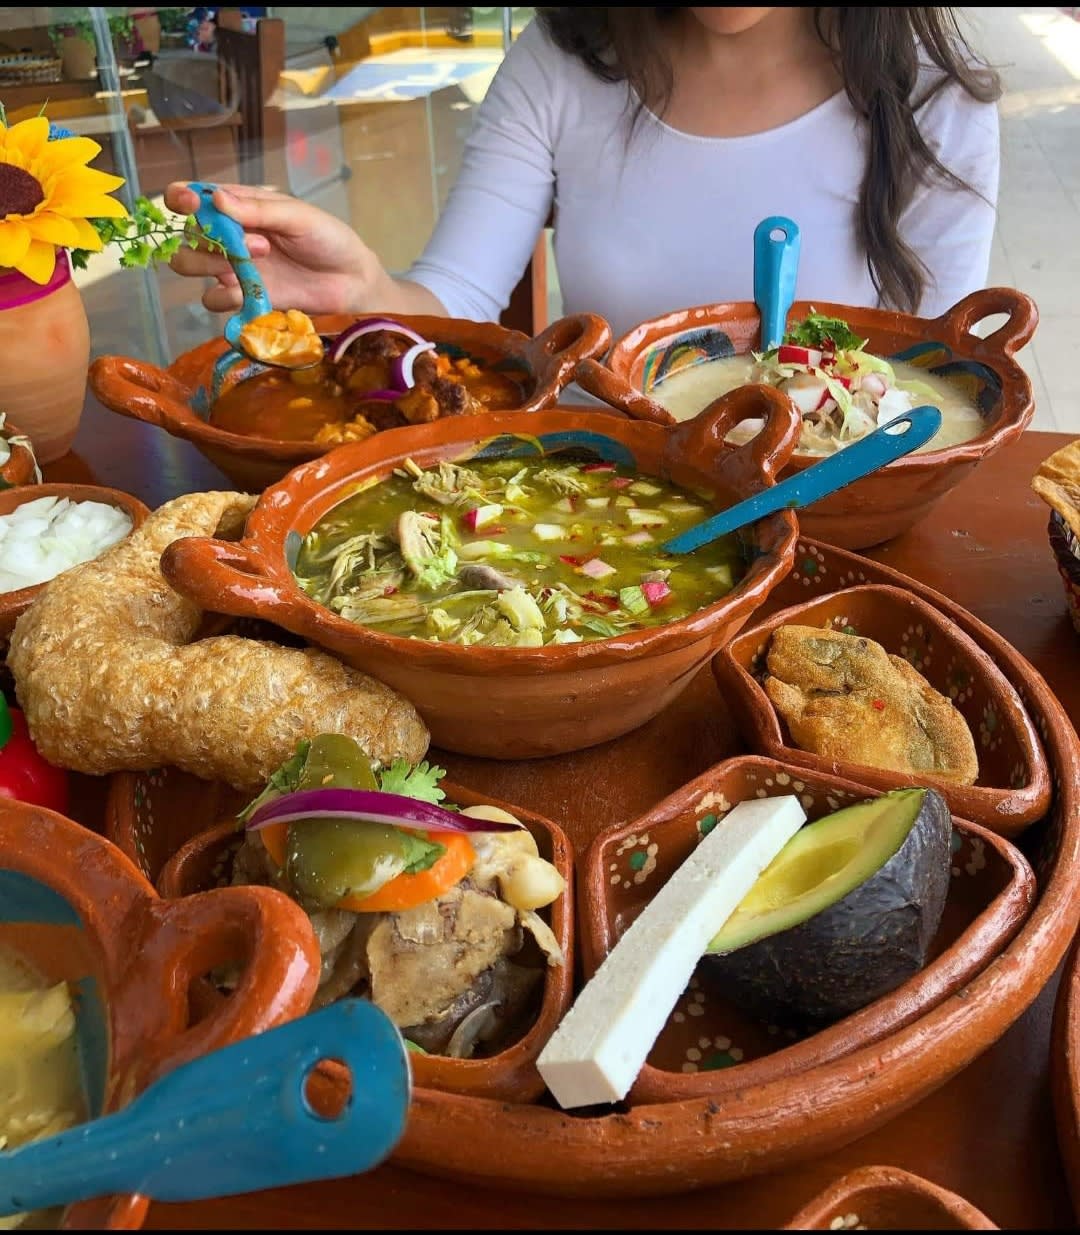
[0, 999, 410, 1217]
[754, 216, 801, 351]
[188, 181, 273, 329]
[661, 405, 944, 554]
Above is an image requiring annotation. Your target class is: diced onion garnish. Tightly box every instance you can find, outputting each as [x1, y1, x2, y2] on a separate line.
[329, 317, 432, 365]
[245, 787, 525, 835]
[0, 496, 133, 594]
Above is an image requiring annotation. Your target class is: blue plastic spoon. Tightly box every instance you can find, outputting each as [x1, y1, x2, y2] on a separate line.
[0, 998, 411, 1218]
[660, 404, 943, 554]
[753, 215, 801, 351]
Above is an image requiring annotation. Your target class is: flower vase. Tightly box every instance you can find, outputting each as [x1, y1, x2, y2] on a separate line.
[0, 253, 91, 464]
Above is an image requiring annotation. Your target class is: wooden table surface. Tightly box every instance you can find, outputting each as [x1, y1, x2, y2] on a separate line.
[46, 399, 1080, 1229]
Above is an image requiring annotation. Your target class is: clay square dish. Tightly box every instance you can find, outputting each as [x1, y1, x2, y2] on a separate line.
[0, 482, 150, 641]
[107, 767, 575, 1105]
[579, 754, 1035, 1105]
[0, 417, 39, 487]
[575, 288, 1037, 550]
[0, 796, 320, 1229]
[1051, 926, 1080, 1219]
[87, 311, 612, 491]
[157, 392, 803, 759]
[712, 583, 1051, 836]
[782, 1164, 1000, 1230]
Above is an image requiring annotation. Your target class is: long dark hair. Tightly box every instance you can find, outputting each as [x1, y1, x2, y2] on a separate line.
[536, 7, 1002, 313]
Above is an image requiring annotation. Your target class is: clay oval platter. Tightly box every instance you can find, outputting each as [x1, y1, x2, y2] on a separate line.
[102, 538, 1080, 1198]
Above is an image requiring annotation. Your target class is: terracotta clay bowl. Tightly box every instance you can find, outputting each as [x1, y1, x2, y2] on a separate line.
[0, 797, 320, 1229]
[580, 754, 1035, 1104]
[107, 769, 575, 1105]
[157, 391, 804, 759]
[87, 311, 613, 492]
[1051, 925, 1080, 1219]
[0, 417, 39, 488]
[0, 482, 150, 641]
[783, 1164, 1001, 1229]
[711, 583, 1051, 836]
[575, 288, 1038, 551]
[1049, 512, 1080, 637]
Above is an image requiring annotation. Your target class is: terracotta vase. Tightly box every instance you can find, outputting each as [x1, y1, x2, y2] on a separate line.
[0, 253, 90, 464]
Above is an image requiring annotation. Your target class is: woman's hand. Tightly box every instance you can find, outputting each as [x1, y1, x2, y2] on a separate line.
[164, 182, 382, 315]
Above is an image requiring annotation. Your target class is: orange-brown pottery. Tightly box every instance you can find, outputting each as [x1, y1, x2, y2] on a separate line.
[88, 312, 613, 491]
[712, 583, 1051, 836]
[0, 418, 40, 488]
[107, 770, 574, 1105]
[1051, 926, 1080, 1219]
[0, 797, 320, 1228]
[783, 1164, 1000, 1229]
[580, 754, 1035, 1104]
[157, 392, 804, 759]
[0, 482, 150, 640]
[575, 289, 1038, 551]
[91, 537, 1080, 1198]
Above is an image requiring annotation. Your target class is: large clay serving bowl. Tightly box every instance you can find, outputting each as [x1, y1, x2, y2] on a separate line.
[575, 288, 1038, 551]
[108, 771, 574, 1105]
[0, 797, 320, 1228]
[0, 482, 150, 642]
[87, 311, 613, 492]
[782, 1164, 1001, 1230]
[1051, 925, 1080, 1219]
[712, 583, 1052, 836]
[580, 754, 1035, 1105]
[158, 391, 803, 759]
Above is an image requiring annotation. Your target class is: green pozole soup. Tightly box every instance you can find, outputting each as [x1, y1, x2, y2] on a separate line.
[293, 455, 744, 646]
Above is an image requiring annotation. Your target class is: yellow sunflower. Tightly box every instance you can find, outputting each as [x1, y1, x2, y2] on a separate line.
[0, 115, 128, 284]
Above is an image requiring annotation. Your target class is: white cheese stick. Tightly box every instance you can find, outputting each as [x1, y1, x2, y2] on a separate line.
[536, 795, 807, 1109]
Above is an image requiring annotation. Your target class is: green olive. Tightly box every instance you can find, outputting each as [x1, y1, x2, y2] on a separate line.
[298, 733, 379, 792]
[285, 817, 410, 909]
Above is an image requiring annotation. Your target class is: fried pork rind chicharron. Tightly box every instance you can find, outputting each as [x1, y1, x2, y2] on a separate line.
[1031, 438, 1080, 540]
[763, 624, 979, 785]
[6, 491, 429, 790]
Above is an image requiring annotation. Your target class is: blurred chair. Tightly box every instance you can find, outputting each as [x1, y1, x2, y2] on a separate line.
[215, 9, 287, 186]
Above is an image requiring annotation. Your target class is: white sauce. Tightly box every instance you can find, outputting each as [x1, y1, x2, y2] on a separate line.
[651, 354, 986, 455]
[0, 496, 134, 594]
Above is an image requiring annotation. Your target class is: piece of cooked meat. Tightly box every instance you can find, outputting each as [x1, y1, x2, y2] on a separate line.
[763, 624, 979, 784]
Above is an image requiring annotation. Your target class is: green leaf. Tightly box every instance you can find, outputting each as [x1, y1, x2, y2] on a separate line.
[400, 832, 446, 875]
[784, 312, 865, 353]
[376, 758, 448, 804]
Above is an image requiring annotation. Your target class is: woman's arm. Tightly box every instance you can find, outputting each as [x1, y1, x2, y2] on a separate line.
[902, 80, 1002, 317]
[402, 20, 561, 321]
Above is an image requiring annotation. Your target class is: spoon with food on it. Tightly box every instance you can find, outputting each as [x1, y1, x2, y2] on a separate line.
[186, 182, 325, 393]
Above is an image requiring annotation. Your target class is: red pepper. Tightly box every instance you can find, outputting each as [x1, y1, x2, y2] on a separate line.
[0, 696, 69, 814]
[872, 699, 886, 712]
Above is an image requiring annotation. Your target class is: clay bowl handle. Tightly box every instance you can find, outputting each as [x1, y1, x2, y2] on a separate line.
[932, 287, 1039, 359]
[665, 382, 802, 500]
[88, 356, 204, 436]
[160, 538, 300, 629]
[119, 884, 321, 1090]
[573, 356, 676, 426]
[518, 312, 613, 412]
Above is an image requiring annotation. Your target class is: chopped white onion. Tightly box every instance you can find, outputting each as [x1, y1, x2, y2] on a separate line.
[0, 496, 133, 594]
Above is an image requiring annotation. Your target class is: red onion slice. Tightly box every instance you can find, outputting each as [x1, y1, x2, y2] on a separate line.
[329, 318, 431, 365]
[354, 389, 403, 402]
[245, 787, 524, 835]
[390, 340, 437, 391]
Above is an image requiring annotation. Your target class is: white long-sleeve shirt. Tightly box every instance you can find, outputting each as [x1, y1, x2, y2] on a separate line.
[405, 19, 1000, 339]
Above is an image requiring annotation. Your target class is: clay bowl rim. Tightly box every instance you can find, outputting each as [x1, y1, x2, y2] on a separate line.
[0, 797, 320, 1229]
[121, 775, 576, 1104]
[600, 290, 1037, 470]
[781, 1163, 1001, 1229]
[0, 482, 151, 636]
[0, 417, 40, 488]
[579, 752, 1036, 1105]
[87, 310, 614, 465]
[159, 400, 801, 675]
[711, 581, 1053, 833]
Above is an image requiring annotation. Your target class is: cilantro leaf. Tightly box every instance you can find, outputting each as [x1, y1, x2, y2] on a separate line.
[377, 758, 448, 804]
[237, 739, 311, 823]
[784, 312, 865, 354]
[400, 831, 446, 875]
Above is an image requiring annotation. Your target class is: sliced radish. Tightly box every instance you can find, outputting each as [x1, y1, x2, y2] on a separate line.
[580, 558, 616, 579]
[777, 344, 823, 368]
[642, 580, 672, 606]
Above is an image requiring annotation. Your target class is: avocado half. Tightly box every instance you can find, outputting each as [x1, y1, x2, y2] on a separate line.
[704, 786, 952, 1028]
